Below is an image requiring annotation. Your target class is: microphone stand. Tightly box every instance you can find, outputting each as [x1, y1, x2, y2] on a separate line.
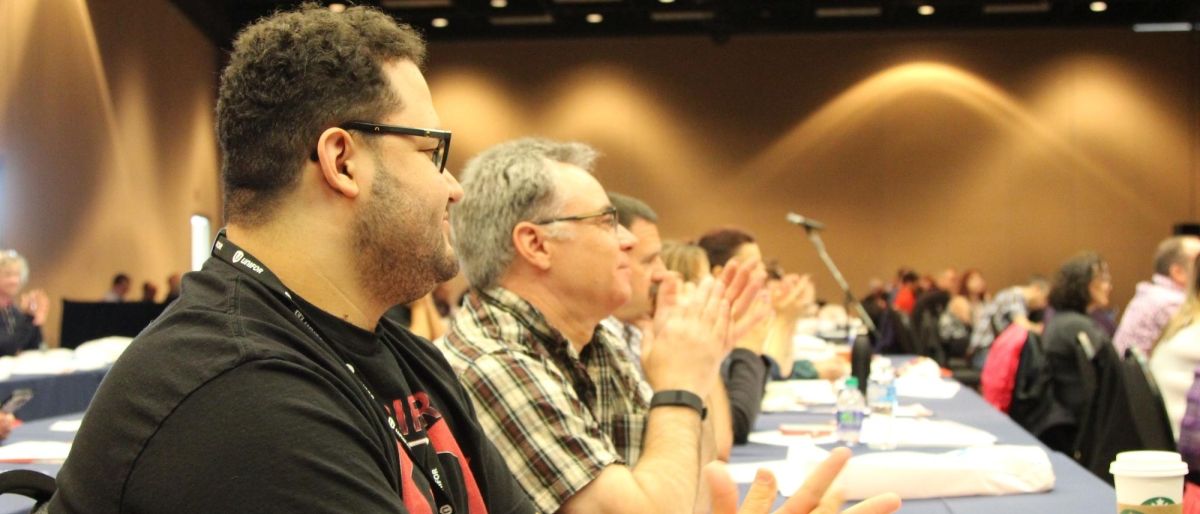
[800, 226, 877, 338]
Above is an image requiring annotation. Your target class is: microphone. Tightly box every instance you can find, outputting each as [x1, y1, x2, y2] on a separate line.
[786, 212, 826, 231]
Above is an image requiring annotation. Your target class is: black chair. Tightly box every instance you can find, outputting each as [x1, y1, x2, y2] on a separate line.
[59, 300, 168, 349]
[0, 469, 55, 512]
[850, 334, 872, 395]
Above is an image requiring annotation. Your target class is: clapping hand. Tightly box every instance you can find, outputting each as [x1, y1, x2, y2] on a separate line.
[18, 289, 48, 326]
[706, 447, 901, 514]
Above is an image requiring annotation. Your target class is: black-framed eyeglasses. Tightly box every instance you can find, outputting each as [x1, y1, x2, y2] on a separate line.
[533, 206, 619, 233]
[316, 121, 452, 174]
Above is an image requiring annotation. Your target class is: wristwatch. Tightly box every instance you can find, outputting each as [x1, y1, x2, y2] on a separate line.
[650, 390, 707, 420]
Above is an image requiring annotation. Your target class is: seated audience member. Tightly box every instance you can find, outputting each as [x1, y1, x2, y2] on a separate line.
[958, 268, 990, 315]
[141, 281, 159, 303]
[968, 276, 1051, 368]
[1040, 251, 1113, 452]
[604, 192, 667, 365]
[1175, 366, 1200, 506]
[439, 138, 765, 512]
[891, 270, 920, 315]
[1116, 235, 1200, 357]
[661, 240, 711, 283]
[1149, 251, 1200, 439]
[0, 250, 47, 356]
[697, 227, 813, 375]
[48, 7, 536, 512]
[102, 273, 131, 302]
[606, 193, 751, 460]
[163, 273, 182, 304]
[911, 267, 959, 333]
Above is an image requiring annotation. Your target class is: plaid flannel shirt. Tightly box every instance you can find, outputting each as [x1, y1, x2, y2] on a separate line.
[437, 287, 651, 513]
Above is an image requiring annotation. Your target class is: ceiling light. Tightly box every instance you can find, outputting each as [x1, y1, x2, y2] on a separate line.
[1088, 1, 1106, 12]
[586, 13, 603, 23]
[917, 5, 935, 15]
[431, 17, 449, 28]
[659, 0, 675, 3]
[489, 14, 555, 26]
[1132, 22, 1193, 32]
[328, 3, 346, 12]
[649, 10, 714, 22]
[982, 2, 1050, 14]
[380, 0, 452, 7]
[490, 0, 507, 7]
[814, 6, 883, 18]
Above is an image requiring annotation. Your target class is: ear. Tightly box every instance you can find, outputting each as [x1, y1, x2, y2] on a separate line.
[314, 127, 362, 199]
[512, 222, 554, 272]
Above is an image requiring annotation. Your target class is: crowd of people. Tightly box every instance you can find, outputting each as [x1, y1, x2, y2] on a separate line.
[100, 272, 182, 304]
[2, 3, 1195, 513]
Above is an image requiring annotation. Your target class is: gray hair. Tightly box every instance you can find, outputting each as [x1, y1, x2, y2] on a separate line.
[452, 138, 600, 290]
[0, 250, 29, 286]
[1154, 236, 1199, 276]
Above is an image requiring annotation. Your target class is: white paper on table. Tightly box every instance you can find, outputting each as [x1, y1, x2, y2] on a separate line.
[893, 403, 933, 417]
[860, 417, 997, 447]
[726, 444, 1055, 500]
[762, 380, 838, 412]
[893, 376, 961, 399]
[747, 430, 839, 447]
[50, 419, 84, 432]
[0, 441, 72, 462]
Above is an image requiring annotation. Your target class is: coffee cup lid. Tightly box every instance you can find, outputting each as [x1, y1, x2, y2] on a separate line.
[1110, 451, 1188, 478]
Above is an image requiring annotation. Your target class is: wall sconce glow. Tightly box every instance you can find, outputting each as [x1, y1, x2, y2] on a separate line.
[328, 3, 346, 12]
[1088, 1, 1106, 12]
[490, 0, 507, 8]
[918, 5, 935, 16]
[586, 13, 603, 24]
[431, 17, 449, 28]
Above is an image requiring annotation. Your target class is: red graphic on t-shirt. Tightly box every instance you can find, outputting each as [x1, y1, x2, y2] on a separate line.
[392, 393, 488, 514]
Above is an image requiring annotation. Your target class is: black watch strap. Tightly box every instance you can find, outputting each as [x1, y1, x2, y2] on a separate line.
[649, 390, 707, 420]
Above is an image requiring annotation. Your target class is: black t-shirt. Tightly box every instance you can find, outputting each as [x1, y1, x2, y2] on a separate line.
[48, 253, 532, 514]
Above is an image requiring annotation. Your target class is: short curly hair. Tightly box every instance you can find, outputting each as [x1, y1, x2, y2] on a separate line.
[216, 3, 426, 225]
[1049, 251, 1108, 314]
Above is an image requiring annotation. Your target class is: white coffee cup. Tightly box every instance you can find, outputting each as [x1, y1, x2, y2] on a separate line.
[1109, 451, 1188, 513]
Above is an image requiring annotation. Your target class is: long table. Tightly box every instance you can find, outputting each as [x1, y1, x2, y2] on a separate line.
[0, 412, 80, 513]
[730, 379, 1117, 513]
[0, 369, 107, 422]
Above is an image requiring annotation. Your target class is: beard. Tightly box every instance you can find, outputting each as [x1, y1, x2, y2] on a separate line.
[352, 164, 459, 309]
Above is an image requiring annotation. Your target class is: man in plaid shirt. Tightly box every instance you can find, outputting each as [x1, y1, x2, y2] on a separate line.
[438, 138, 899, 514]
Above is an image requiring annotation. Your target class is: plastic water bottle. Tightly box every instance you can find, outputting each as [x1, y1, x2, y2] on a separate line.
[836, 376, 866, 445]
[868, 381, 899, 450]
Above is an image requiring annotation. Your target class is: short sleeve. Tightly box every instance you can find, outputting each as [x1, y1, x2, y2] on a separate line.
[121, 360, 405, 513]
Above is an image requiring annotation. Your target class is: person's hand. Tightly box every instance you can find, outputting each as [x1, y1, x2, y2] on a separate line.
[0, 412, 16, 441]
[722, 258, 769, 345]
[706, 447, 901, 514]
[18, 289, 49, 327]
[641, 273, 731, 398]
[771, 274, 816, 322]
[733, 291, 773, 355]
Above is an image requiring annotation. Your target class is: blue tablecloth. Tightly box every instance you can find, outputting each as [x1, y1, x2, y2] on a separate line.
[730, 378, 1117, 513]
[0, 412, 81, 513]
[0, 369, 108, 422]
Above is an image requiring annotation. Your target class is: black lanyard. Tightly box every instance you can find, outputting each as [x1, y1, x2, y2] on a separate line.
[211, 230, 458, 513]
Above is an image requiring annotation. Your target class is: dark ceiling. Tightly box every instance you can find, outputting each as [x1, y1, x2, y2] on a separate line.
[169, 0, 1200, 48]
